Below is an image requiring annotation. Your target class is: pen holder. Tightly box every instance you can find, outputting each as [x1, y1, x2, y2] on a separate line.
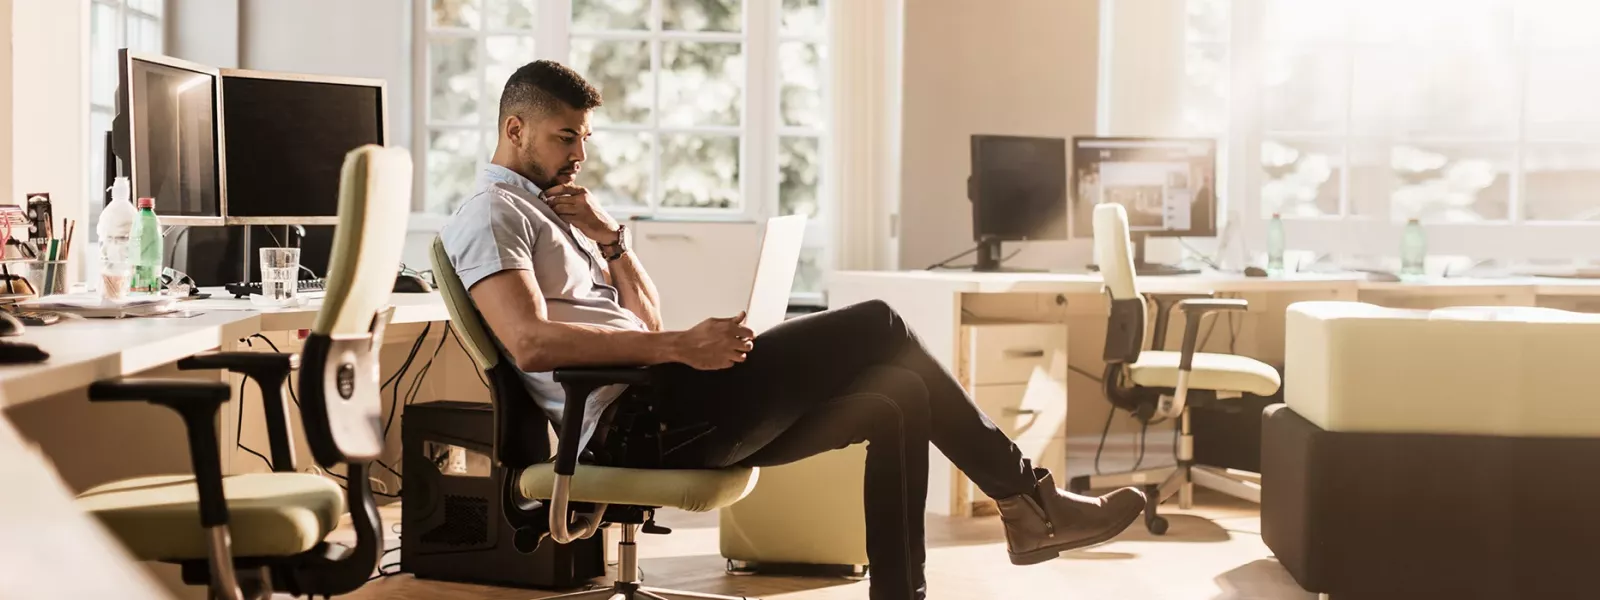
[22, 260, 68, 297]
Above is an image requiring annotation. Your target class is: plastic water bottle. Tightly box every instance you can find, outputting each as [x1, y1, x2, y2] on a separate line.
[1266, 213, 1286, 274]
[1401, 218, 1426, 276]
[128, 197, 163, 294]
[96, 178, 137, 299]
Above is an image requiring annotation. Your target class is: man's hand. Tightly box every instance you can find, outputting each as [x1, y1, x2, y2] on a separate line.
[544, 183, 621, 245]
[672, 312, 755, 370]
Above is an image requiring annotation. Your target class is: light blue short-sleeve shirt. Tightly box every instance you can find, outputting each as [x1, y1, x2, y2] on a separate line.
[439, 165, 647, 450]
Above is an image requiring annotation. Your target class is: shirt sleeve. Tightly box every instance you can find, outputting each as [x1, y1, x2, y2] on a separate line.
[442, 187, 540, 290]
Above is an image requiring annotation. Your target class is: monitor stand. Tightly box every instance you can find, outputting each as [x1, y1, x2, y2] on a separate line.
[1087, 232, 1200, 276]
[972, 237, 1045, 273]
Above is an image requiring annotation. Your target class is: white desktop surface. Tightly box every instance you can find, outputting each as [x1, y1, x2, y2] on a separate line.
[0, 292, 451, 408]
[0, 311, 259, 407]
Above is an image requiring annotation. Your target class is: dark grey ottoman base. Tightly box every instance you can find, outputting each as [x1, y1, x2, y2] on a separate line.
[1261, 404, 1600, 600]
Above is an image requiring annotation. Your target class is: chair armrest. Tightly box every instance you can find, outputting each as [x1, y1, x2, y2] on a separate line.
[178, 351, 299, 373]
[1176, 298, 1250, 369]
[1147, 293, 1215, 350]
[88, 379, 233, 529]
[552, 366, 654, 386]
[179, 351, 300, 473]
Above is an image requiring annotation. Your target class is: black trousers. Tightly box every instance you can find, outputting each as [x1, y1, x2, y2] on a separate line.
[602, 300, 1039, 600]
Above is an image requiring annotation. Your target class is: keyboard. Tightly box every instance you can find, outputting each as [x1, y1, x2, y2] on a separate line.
[225, 278, 327, 299]
[12, 311, 60, 327]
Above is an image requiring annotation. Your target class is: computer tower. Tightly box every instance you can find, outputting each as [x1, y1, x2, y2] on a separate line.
[401, 401, 605, 589]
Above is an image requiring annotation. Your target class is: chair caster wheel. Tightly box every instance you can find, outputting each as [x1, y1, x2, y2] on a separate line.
[1067, 475, 1090, 494]
[1147, 516, 1169, 536]
[726, 560, 757, 576]
[844, 565, 870, 581]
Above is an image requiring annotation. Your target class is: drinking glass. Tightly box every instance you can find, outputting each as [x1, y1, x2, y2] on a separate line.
[259, 247, 301, 301]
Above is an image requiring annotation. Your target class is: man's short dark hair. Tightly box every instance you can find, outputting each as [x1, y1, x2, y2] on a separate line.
[499, 60, 602, 121]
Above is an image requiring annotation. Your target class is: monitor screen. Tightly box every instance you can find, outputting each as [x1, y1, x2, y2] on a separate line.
[122, 55, 223, 221]
[170, 225, 333, 286]
[1070, 137, 1217, 238]
[220, 73, 384, 219]
[969, 135, 1068, 242]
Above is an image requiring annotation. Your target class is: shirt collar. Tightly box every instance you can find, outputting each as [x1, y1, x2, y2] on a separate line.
[478, 164, 545, 198]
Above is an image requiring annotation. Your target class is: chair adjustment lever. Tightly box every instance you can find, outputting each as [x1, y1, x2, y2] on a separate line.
[642, 519, 672, 535]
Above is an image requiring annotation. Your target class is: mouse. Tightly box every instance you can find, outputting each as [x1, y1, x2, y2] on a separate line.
[1243, 266, 1268, 278]
[394, 273, 433, 293]
[0, 311, 24, 337]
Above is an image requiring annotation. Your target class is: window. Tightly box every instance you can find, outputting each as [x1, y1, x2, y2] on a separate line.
[418, 0, 830, 295]
[88, 0, 164, 228]
[1169, 0, 1600, 262]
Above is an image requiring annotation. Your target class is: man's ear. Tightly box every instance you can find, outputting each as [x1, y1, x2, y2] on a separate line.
[504, 115, 523, 146]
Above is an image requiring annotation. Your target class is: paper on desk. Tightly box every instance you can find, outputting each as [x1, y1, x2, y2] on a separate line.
[17, 293, 179, 318]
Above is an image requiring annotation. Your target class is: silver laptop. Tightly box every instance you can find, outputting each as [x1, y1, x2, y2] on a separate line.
[743, 215, 808, 335]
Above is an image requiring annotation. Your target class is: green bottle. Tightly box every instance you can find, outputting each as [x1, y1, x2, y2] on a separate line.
[1266, 213, 1286, 273]
[128, 197, 164, 293]
[1400, 218, 1426, 277]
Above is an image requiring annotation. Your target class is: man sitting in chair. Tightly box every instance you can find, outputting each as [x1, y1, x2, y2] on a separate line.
[441, 60, 1145, 600]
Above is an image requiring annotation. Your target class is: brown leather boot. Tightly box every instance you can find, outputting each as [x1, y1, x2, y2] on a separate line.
[995, 469, 1145, 565]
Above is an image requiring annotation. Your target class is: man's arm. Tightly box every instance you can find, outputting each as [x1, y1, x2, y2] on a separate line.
[471, 269, 751, 373]
[600, 242, 663, 331]
[543, 183, 662, 330]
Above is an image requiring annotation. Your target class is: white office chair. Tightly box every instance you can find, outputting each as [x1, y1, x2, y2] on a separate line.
[1067, 203, 1282, 534]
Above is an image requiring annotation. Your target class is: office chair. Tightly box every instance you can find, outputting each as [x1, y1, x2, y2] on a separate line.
[74, 144, 412, 598]
[1066, 203, 1281, 534]
[429, 237, 760, 600]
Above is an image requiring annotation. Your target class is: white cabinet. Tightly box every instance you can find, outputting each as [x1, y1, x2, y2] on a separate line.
[956, 323, 1069, 514]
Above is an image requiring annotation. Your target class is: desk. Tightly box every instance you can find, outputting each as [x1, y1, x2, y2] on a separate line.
[827, 270, 1600, 515]
[0, 291, 467, 490]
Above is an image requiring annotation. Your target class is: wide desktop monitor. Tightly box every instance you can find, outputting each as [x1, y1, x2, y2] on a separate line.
[218, 69, 386, 224]
[111, 50, 226, 225]
[1071, 137, 1217, 274]
[967, 135, 1068, 271]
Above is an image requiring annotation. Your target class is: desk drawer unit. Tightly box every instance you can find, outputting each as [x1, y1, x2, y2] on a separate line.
[958, 323, 1068, 514]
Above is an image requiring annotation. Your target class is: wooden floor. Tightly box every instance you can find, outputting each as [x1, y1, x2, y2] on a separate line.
[330, 489, 1311, 600]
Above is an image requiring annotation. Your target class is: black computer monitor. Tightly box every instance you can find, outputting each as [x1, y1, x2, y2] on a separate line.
[111, 50, 226, 225]
[967, 135, 1068, 271]
[1070, 137, 1217, 274]
[219, 70, 386, 224]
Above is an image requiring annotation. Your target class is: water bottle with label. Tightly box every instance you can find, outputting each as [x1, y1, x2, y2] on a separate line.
[127, 197, 163, 294]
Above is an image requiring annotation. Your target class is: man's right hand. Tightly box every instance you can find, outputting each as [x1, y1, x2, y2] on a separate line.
[673, 312, 755, 370]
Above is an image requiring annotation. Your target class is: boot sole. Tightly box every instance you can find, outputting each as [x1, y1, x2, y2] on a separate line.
[1007, 506, 1143, 566]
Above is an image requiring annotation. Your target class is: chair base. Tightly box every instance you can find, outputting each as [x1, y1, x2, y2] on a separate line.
[1067, 412, 1260, 535]
[546, 522, 757, 600]
[544, 583, 752, 600]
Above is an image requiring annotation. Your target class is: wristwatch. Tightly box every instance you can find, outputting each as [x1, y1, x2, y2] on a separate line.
[598, 224, 629, 261]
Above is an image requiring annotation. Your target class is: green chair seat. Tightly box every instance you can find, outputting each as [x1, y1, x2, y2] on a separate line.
[519, 464, 758, 513]
[78, 473, 345, 561]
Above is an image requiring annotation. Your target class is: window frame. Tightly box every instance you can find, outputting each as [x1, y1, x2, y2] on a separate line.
[87, 0, 163, 235]
[1209, 0, 1600, 262]
[411, 0, 832, 254]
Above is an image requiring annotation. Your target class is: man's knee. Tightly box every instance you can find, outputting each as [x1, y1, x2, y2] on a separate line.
[836, 299, 906, 334]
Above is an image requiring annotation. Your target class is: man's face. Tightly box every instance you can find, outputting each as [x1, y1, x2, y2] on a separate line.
[506, 103, 591, 189]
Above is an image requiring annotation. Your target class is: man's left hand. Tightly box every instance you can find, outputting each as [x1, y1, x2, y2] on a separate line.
[544, 183, 621, 245]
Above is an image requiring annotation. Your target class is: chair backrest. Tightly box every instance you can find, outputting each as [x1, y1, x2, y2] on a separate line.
[300, 145, 412, 466]
[1093, 203, 1147, 364]
[430, 236, 552, 470]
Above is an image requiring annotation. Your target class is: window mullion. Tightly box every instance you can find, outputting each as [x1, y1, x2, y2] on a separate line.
[744, 0, 775, 222]
[650, 0, 663, 211]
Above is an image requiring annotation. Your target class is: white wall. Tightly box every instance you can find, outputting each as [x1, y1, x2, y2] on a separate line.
[896, 0, 1102, 271]
[12, 0, 88, 278]
[168, 0, 239, 67]
[0, 0, 12, 205]
[238, 0, 412, 151]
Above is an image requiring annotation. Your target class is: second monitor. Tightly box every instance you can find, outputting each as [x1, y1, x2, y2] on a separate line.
[1072, 137, 1217, 275]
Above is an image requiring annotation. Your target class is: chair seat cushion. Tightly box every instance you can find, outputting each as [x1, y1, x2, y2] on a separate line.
[519, 464, 758, 513]
[1128, 351, 1282, 397]
[77, 473, 345, 561]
